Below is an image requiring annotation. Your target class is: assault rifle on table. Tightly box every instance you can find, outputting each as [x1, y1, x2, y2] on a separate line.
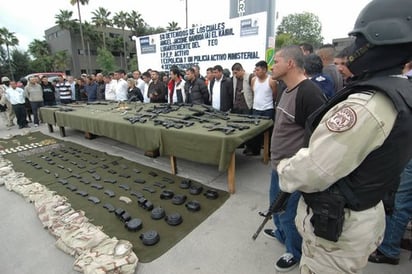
[146, 103, 181, 114]
[252, 191, 291, 240]
[201, 104, 230, 120]
[230, 119, 261, 126]
[124, 116, 147, 124]
[233, 113, 272, 120]
[178, 114, 221, 125]
[203, 125, 236, 135]
[163, 117, 195, 127]
[153, 119, 183, 129]
[226, 123, 250, 130]
[123, 113, 158, 124]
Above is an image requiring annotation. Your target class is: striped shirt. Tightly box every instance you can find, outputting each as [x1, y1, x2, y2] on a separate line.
[56, 81, 72, 101]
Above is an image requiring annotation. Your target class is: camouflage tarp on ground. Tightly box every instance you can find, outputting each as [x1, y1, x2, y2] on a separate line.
[2, 131, 230, 263]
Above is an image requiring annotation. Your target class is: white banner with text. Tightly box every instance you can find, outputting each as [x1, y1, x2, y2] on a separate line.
[135, 11, 267, 73]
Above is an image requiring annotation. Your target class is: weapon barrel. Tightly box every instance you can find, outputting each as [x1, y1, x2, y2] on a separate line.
[252, 191, 291, 240]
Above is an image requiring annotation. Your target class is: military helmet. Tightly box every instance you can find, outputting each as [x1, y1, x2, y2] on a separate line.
[347, 0, 412, 77]
[349, 0, 412, 45]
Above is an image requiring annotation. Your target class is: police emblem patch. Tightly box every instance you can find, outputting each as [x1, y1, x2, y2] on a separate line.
[325, 106, 357, 132]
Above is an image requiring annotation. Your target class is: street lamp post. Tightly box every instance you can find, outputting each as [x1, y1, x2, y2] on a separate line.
[132, 36, 139, 69]
[185, 0, 188, 29]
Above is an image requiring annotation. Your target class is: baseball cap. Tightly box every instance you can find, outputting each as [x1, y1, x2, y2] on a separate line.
[1, 76, 10, 82]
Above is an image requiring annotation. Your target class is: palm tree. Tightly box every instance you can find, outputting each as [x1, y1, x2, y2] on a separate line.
[53, 51, 69, 72]
[55, 9, 76, 31]
[81, 21, 98, 73]
[126, 11, 146, 37]
[28, 39, 52, 72]
[28, 39, 50, 58]
[167, 21, 181, 31]
[91, 7, 112, 49]
[70, 0, 89, 73]
[107, 36, 123, 67]
[0, 27, 19, 80]
[113, 11, 129, 70]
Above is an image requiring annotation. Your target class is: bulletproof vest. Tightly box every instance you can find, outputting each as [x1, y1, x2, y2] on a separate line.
[304, 76, 412, 211]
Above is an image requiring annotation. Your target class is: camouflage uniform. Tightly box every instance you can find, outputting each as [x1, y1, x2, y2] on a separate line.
[35, 195, 72, 228]
[49, 210, 89, 238]
[0, 162, 13, 186]
[13, 182, 49, 202]
[278, 91, 397, 273]
[74, 237, 138, 274]
[4, 175, 32, 191]
[55, 222, 109, 257]
[0, 84, 16, 127]
[1, 170, 24, 187]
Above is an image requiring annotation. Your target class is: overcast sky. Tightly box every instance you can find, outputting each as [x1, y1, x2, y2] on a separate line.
[0, 0, 372, 51]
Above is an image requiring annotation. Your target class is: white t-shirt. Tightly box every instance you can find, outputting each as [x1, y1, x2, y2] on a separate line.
[212, 78, 221, 110]
[105, 80, 117, 101]
[115, 78, 128, 101]
[169, 79, 186, 104]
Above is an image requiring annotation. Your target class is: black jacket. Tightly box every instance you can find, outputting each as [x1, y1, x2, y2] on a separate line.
[184, 78, 209, 104]
[128, 87, 144, 103]
[41, 82, 56, 104]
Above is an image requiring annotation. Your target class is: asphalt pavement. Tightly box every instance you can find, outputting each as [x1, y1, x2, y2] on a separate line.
[0, 119, 410, 274]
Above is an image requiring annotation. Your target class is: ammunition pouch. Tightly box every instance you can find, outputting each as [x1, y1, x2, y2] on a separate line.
[303, 189, 345, 242]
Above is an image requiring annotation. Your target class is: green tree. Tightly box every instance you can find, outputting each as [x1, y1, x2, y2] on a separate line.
[11, 50, 31, 80]
[70, 0, 89, 72]
[147, 26, 166, 35]
[82, 21, 99, 73]
[107, 36, 126, 70]
[28, 39, 53, 72]
[126, 11, 146, 37]
[53, 51, 70, 72]
[113, 11, 129, 71]
[128, 53, 138, 71]
[274, 33, 296, 49]
[0, 27, 19, 80]
[96, 47, 116, 74]
[276, 12, 323, 49]
[167, 21, 181, 31]
[28, 39, 50, 59]
[55, 9, 76, 31]
[0, 47, 8, 76]
[91, 7, 112, 49]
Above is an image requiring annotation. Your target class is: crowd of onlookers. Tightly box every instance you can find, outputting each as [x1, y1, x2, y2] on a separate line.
[0, 43, 354, 149]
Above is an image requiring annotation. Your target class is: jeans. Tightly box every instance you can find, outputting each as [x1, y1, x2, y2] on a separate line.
[378, 158, 412, 258]
[12, 103, 27, 127]
[252, 108, 274, 120]
[270, 169, 302, 260]
[30, 101, 44, 125]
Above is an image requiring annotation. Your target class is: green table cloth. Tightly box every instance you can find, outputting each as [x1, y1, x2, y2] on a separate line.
[41, 103, 273, 172]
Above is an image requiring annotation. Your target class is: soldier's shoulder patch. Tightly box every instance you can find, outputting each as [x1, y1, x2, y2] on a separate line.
[325, 106, 357, 132]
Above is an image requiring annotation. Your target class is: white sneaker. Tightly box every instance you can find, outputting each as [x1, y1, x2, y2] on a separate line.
[34, 124, 39, 127]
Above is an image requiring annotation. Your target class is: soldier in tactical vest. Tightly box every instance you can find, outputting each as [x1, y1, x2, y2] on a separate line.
[276, 0, 412, 273]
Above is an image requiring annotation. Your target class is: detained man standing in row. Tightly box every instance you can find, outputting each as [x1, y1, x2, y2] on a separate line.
[209, 65, 233, 111]
[25, 76, 43, 127]
[4, 81, 29, 129]
[264, 45, 326, 272]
